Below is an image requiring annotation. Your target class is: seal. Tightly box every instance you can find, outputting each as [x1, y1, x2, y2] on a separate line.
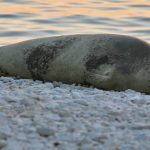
[0, 34, 150, 93]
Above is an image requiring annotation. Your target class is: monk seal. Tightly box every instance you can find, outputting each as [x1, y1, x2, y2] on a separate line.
[0, 34, 150, 93]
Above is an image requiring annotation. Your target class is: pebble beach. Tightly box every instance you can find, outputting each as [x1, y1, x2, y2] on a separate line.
[0, 77, 150, 150]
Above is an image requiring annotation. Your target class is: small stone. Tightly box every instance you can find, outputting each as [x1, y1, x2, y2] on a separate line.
[74, 100, 88, 106]
[71, 91, 82, 99]
[53, 95, 62, 100]
[58, 111, 71, 117]
[131, 123, 150, 130]
[53, 142, 60, 147]
[131, 98, 146, 107]
[4, 96, 16, 103]
[104, 106, 123, 116]
[44, 82, 54, 89]
[0, 132, 8, 140]
[53, 81, 61, 87]
[36, 127, 55, 137]
[0, 140, 7, 149]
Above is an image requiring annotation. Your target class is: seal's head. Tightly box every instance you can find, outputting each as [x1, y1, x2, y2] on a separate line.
[84, 35, 150, 93]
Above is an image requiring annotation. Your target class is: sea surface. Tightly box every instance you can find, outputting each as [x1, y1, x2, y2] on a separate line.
[0, 0, 150, 46]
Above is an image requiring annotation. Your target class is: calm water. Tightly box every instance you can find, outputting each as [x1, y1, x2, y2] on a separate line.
[0, 0, 150, 45]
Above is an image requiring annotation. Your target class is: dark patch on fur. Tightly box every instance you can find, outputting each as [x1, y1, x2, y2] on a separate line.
[25, 38, 76, 80]
[85, 55, 110, 71]
[0, 67, 9, 76]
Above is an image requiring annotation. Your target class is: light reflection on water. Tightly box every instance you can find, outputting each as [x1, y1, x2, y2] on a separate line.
[0, 0, 150, 45]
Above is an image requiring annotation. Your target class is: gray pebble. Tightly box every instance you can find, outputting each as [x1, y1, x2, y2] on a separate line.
[0, 140, 7, 149]
[36, 127, 55, 137]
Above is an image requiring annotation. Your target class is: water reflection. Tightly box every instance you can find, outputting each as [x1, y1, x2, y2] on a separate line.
[0, 0, 149, 45]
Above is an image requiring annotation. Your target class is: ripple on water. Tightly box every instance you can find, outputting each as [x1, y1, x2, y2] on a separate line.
[0, 13, 37, 19]
[0, 0, 43, 4]
[125, 17, 150, 23]
[128, 4, 150, 9]
[56, 15, 115, 25]
[0, 0, 149, 45]
[0, 31, 28, 37]
[0, 30, 59, 38]
[29, 19, 57, 25]
[130, 30, 150, 36]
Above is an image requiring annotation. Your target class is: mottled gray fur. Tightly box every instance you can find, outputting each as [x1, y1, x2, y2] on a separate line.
[0, 34, 150, 93]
